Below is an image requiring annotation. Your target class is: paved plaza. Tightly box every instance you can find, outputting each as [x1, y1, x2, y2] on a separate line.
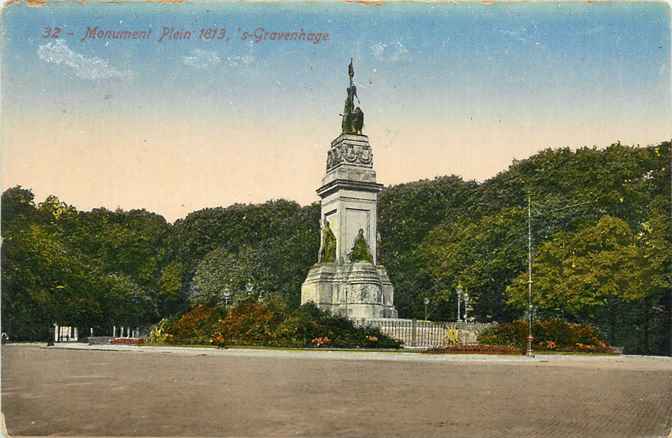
[2, 344, 672, 437]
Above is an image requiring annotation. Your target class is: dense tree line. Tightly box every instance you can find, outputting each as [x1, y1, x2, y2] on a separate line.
[410, 142, 671, 354]
[2, 141, 670, 354]
[1, 189, 170, 339]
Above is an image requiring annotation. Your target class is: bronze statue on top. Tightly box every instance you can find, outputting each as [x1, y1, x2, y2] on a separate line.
[341, 59, 364, 135]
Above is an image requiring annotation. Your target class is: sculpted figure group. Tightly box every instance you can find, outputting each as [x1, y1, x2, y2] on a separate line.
[341, 59, 364, 135]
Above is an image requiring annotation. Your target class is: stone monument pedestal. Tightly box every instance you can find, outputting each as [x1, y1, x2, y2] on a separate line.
[302, 262, 398, 319]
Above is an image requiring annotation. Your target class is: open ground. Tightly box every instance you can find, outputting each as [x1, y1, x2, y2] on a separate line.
[2, 345, 672, 437]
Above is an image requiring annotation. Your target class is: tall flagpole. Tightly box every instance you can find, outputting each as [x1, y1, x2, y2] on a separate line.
[527, 194, 534, 357]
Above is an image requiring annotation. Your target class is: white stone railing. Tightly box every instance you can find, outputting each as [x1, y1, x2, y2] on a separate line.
[358, 318, 496, 348]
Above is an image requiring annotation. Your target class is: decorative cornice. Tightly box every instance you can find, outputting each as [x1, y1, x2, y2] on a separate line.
[317, 179, 384, 198]
[330, 133, 369, 147]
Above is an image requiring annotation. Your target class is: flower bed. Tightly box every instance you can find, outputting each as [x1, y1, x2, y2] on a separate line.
[478, 319, 615, 353]
[111, 337, 144, 345]
[423, 344, 521, 355]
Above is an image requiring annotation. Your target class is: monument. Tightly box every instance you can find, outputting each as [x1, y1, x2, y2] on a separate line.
[301, 60, 398, 320]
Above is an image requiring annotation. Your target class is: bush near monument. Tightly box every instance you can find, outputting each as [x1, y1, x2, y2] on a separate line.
[212, 300, 400, 348]
[148, 299, 401, 349]
[147, 304, 225, 345]
[478, 319, 615, 353]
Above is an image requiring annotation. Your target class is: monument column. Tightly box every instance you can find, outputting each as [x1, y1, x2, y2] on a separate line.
[301, 60, 398, 320]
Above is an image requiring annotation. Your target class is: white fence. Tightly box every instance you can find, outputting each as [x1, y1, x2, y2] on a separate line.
[53, 324, 78, 342]
[360, 319, 495, 348]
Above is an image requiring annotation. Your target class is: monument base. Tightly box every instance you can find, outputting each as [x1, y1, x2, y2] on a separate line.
[301, 261, 398, 320]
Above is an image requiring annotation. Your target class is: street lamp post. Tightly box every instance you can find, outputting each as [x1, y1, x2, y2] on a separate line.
[527, 194, 534, 357]
[668, 140, 672, 357]
[526, 195, 594, 358]
[463, 292, 470, 322]
[456, 286, 463, 322]
[47, 323, 55, 346]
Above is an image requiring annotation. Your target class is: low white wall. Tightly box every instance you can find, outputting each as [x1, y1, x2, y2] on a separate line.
[359, 318, 496, 348]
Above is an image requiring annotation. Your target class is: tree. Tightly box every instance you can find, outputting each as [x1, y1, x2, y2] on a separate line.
[2, 186, 43, 230]
[157, 261, 186, 315]
[2, 222, 102, 338]
[636, 205, 672, 354]
[507, 216, 659, 317]
[169, 200, 305, 272]
[1, 188, 169, 339]
[478, 144, 663, 229]
[102, 273, 157, 327]
[62, 207, 170, 288]
[505, 214, 670, 353]
[378, 175, 481, 318]
[420, 208, 527, 322]
[189, 246, 263, 306]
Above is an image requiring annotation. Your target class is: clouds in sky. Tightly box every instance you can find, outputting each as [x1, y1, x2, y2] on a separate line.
[182, 48, 255, 69]
[370, 41, 409, 62]
[224, 54, 255, 68]
[183, 48, 222, 69]
[37, 40, 130, 80]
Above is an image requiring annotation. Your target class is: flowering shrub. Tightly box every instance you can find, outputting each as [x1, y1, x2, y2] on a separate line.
[278, 302, 400, 349]
[148, 298, 401, 349]
[210, 300, 401, 349]
[111, 337, 144, 345]
[311, 336, 331, 347]
[478, 319, 614, 353]
[211, 299, 286, 346]
[171, 304, 224, 344]
[147, 305, 225, 345]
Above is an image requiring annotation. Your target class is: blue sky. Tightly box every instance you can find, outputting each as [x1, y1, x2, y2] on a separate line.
[2, 2, 670, 221]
